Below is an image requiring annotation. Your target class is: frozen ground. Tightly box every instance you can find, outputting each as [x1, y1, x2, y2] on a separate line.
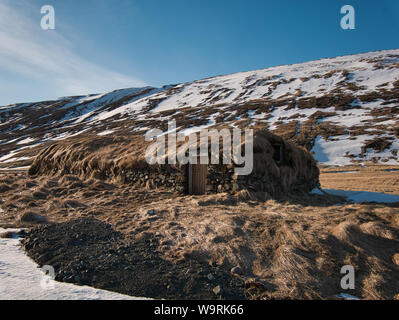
[0, 229, 150, 300]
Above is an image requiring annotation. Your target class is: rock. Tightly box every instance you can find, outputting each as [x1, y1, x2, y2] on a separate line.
[213, 285, 222, 295]
[231, 266, 243, 275]
[206, 185, 213, 192]
[63, 200, 86, 209]
[333, 293, 360, 300]
[0, 231, 15, 238]
[209, 261, 217, 267]
[17, 229, 27, 237]
[147, 209, 156, 216]
[207, 273, 215, 281]
[19, 212, 47, 223]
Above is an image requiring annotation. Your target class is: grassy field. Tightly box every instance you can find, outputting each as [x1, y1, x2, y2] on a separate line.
[320, 165, 399, 195]
[1, 167, 399, 299]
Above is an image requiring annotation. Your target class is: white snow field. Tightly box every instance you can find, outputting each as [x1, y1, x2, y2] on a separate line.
[0, 230, 150, 300]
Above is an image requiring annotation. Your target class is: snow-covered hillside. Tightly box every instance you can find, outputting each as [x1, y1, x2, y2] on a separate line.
[1, 49, 398, 168]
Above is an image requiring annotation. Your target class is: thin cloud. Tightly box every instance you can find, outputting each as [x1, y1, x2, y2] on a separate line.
[0, 1, 146, 102]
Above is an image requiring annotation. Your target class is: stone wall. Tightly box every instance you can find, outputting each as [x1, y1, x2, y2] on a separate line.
[114, 164, 315, 196]
[121, 167, 187, 193]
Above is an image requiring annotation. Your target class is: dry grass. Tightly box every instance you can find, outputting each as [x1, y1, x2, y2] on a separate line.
[0, 172, 398, 300]
[320, 165, 399, 195]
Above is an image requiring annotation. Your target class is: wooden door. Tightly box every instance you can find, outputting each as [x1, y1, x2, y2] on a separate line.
[188, 163, 207, 195]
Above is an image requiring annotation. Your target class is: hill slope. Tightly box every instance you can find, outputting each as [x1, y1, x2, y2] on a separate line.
[1, 49, 399, 168]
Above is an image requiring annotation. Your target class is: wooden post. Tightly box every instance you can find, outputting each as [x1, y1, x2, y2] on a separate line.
[188, 156, 207, 195]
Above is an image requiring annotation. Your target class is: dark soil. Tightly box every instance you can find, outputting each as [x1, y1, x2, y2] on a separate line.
[21, 218, 246, 300]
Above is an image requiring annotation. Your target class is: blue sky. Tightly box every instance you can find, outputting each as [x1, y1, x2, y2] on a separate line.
[0, 0, 398, 105]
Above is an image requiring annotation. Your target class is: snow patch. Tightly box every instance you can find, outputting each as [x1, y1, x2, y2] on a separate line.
[311, 188, 399, 203]
[0, 232, 151, 300]
[97, 129, 115, 136]
[16, 137, 36, 145]
[311, 135, 373, 165]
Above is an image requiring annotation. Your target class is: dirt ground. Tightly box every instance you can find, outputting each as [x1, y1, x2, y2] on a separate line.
[20, 218, 245, 299]
[320, 165, 399, 195]
[0, 170, 399, 300]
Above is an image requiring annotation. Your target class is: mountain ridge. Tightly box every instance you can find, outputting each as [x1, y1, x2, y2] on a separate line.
[1, 48, 399, 169]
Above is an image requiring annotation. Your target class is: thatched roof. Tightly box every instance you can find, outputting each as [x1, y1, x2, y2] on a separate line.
[29, 129, 319, 193]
